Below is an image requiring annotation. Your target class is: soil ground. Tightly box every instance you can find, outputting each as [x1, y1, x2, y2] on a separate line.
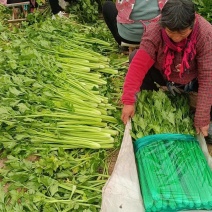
[207, 144, 212, 156]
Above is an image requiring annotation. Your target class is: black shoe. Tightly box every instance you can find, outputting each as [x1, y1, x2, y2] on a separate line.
[205, 134, 212, 144]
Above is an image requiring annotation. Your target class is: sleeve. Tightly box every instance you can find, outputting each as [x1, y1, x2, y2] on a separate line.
[121, 49, 155, 105]
[194, 33, 212, 128]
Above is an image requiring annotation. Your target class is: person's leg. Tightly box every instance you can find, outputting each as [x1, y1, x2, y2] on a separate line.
[129, 49, 166, 90]
[102, 1, 140, 45]
[140, 67, 166, 91]
[49, 0, 62, 14]
[129, 49, 138, 63]
[102, 1, 122, 45]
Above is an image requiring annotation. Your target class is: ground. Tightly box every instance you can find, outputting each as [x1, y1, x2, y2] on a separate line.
[207, 144, 212, 156]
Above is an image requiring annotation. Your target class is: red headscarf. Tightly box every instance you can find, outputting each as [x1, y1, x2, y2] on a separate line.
[161, 16, 198, 80]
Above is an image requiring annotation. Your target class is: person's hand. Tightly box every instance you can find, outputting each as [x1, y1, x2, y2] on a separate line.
[195, 124, 209, 137]
[121, 104, 135, 125]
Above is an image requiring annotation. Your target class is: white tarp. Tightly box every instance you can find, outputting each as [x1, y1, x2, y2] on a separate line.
[101, 121, 212, 212]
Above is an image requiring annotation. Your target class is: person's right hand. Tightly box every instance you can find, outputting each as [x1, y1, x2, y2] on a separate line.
[121, 104, 135, 125]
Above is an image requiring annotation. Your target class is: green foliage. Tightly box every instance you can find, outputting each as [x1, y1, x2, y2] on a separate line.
[131, 90, 195, 140]
[193, 0, 212, 22]
[0, 17, 120, 151]
[0, 148, 108, 211]
[26, 10, 48, 25]
[85, 20, 116, 47]
[0, 5, 11, 23]
[0, 17, 121, 210]
[70, 0, 99, 23]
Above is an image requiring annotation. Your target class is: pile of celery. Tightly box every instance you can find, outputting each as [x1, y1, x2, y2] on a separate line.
[0, 16, 123, 211]
[0, 18, 119, 150]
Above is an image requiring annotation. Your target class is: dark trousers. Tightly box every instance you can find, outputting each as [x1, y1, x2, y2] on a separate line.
[102, 1, 140, 45]
[140, 66, 166, 91]
[49, 0, 63, 14]
[129, 50, 166, 90]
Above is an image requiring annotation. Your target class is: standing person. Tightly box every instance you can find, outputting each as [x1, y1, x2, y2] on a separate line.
[102, 0, 167, 50]
[121, 0, 212, 143]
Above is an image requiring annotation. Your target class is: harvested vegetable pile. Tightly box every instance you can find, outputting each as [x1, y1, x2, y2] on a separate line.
[0, 16, 123, 211]
[131, 90, 195, 139]
[0, 149, 108, 211]
[132, 90, 212, 211]
[0, 18, 118, 150]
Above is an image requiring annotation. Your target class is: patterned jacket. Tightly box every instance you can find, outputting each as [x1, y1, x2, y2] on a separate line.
[116, 0, 167, 24]
[122, 15, 212, 128]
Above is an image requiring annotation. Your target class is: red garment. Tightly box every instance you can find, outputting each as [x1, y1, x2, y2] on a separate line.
[122, 15, 212, 128]
[161, 20, 198, 79]
[122, 49, 154, 104]
[116, 0, 167, 24]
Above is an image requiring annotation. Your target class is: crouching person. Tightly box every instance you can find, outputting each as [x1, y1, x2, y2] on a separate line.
[121, 0, 212, 143]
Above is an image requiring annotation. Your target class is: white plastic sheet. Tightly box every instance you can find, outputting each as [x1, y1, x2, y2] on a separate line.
[101, 121, 212, 212]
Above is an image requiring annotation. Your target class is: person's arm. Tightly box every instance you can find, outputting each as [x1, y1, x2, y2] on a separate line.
[121, 22, 161, 124]
[194, 27, 212, 136]
[121, 49, 154, 124]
